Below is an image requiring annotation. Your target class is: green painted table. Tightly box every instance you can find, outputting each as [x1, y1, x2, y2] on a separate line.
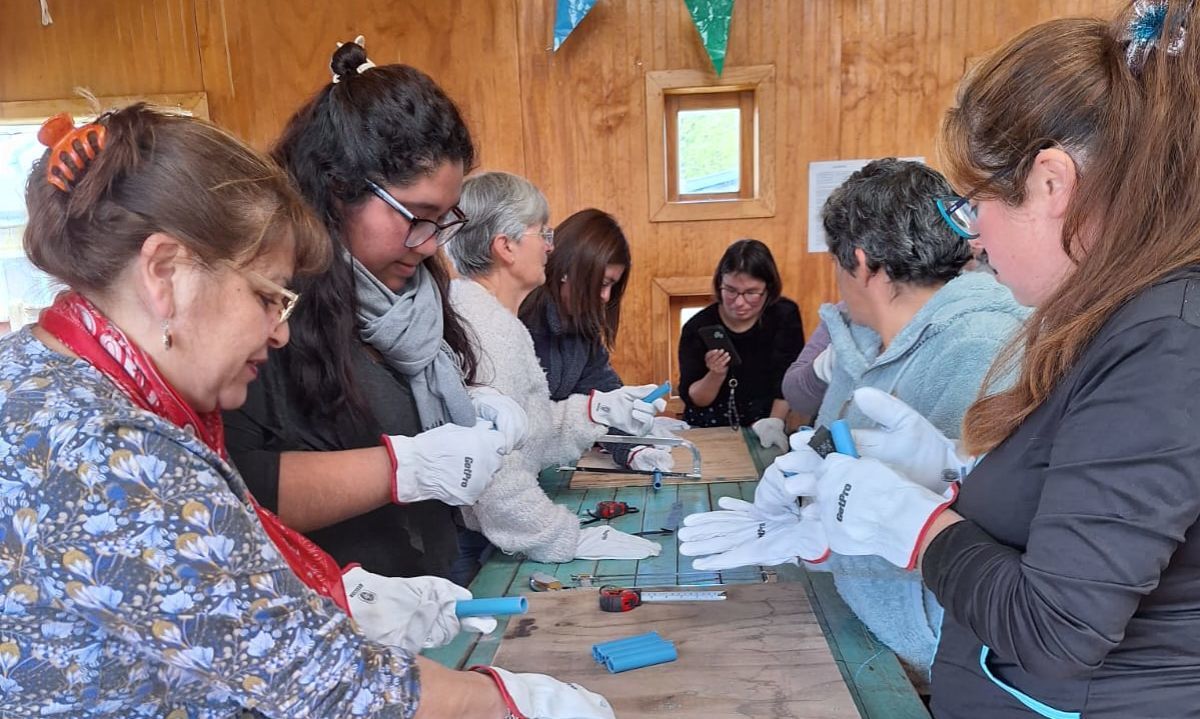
[425, 429, 930, 719]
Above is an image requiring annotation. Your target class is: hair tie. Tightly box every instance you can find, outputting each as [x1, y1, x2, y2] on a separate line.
[331, 34, 377, 84]
[37, 112, 106, 193]
[1125, 0, 1192, 71]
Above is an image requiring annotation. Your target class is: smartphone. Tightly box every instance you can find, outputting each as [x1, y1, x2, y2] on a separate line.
[697, 325, 742, 366]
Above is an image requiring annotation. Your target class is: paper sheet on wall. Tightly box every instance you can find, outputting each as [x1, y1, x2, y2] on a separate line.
[807, 157, 924, 253]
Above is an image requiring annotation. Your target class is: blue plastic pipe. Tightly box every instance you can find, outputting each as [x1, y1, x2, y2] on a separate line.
[605, 641, 678, 673]
[602, 640, 672, 661]
[642, 382, 671, 403]
[829, 419, 859, 458]
[592, 632, 664, 662]
[455, 596, 528, 618]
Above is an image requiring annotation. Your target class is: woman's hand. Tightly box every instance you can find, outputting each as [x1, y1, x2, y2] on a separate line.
[704, 349, 731, 375]
[470, 666, 616, 719]
[342, 568, 496, 653]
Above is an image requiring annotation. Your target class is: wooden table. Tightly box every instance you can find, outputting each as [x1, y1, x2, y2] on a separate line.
[424, 429, 930, 719]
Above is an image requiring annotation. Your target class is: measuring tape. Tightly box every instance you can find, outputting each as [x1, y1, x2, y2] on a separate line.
[598, 586, 727, 612]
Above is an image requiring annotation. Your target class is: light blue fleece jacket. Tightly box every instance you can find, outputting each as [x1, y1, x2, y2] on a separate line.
[814, 271, 1029, 687]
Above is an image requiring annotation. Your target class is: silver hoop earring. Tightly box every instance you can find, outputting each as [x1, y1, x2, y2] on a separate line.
[161, 320, 173, 350]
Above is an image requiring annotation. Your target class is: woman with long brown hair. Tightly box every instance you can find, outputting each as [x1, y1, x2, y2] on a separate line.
[520, 208, 674, 473]
[685, 1, 1200, 716]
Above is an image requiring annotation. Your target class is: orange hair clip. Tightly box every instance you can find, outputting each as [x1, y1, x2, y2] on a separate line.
[37, 112, 107, 192]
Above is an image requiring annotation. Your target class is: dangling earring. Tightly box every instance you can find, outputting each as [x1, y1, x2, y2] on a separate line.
[161, 320, 173, 350]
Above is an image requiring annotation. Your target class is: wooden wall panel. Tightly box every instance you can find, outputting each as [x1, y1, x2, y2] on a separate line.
[0, 0, 202, 101]
[192, 0, 526, 172]
[0, 0, 1121, 385]
[503, 0, 1118, 384]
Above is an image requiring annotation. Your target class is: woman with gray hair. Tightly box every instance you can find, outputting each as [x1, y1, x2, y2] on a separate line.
[447, 171, 664, 564]
[682, 158, 1028, 691]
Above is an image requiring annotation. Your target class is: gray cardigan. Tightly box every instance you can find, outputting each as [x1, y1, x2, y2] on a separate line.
[815, 271, 1029, 686]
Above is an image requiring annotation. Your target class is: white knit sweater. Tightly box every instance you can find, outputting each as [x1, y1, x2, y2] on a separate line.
[450, 279, 606, 562]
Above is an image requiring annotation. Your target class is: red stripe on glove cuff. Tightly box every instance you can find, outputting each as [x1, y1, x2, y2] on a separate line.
[468, 666, 528, 719]
[379, 435, 401, 505]
[904, 483, 960, 571]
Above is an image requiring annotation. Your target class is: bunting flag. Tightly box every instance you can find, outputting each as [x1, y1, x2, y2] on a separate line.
[683, 0, 735, 74]
[553, 0, 600, 51]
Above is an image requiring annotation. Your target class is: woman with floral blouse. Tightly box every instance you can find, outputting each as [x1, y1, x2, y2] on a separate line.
[0, 105, 612, 718]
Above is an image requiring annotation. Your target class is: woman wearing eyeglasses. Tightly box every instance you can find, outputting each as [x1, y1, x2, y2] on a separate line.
[678, 239, 804, 450]
[224, 39, 527, 587]
[691, 158, 1026, 692]
[3, 103, 614, 719]
[446, 172, 664, 565]
[687, 2, 1200, 716]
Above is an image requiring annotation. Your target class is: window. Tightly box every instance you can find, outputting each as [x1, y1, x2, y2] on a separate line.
[645, 66, 775, 222]
[667, 91, 753, 201]
[1, 124, 61, 330]
[651, 276, 714, 395]
[0, 93, 208, 332]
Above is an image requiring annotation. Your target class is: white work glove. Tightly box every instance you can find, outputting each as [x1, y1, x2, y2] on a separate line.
[850, 387, 972, 491]
[812, 346, 836, 383]
[811, 454, 958, 570]
[752, 439, 823, 521]
[342, 567, 497, 653]
[750, 417, 789, 451]
[588, 384, 667, 436]
[679, 497, 829, 569]
[575, 526, 663, 560]
[471, 666, 615, 719]
[470, 386, 529, 451]
[384, 420, 506, 506]
[650, 416, 689, 438]
[628, 446, 675, 472]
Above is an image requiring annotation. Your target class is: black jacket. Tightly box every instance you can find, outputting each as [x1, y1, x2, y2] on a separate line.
[924, 271, 1200, 718]
[521, 300, 635, 466]
[223, 343, 458, 579]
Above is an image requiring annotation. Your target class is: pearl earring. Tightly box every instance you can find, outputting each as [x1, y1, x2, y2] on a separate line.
[161, 320, 173, 350]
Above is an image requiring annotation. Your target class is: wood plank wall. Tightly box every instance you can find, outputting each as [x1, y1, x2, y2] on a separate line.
[1, 0, 1117, 383]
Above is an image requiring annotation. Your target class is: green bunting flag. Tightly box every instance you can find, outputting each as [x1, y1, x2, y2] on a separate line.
[683, 0, 735, 75]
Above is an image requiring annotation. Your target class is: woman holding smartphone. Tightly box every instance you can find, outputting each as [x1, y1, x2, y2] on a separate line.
[678, 239, 804, 450]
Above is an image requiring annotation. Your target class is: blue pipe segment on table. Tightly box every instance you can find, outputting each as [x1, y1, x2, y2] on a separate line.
[605, 641, 678, 673]
[455, 596, 528, 618]
[591, 631, 664, 662]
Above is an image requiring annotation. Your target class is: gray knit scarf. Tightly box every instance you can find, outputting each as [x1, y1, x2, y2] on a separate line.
[349, 253, 475, 431]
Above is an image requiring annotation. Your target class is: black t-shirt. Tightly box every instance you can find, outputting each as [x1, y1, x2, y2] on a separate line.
[923, 271, 1200, 718]
[677, 298, 804, 427]
[223, 343, 458, 579]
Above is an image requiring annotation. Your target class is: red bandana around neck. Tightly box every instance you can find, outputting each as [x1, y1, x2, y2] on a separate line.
[40, 292, 349, 611]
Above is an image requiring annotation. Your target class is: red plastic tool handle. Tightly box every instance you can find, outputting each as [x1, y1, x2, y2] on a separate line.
[599, 586, 642, 612]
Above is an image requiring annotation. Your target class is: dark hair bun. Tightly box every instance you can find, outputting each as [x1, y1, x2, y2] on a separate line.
[331, 38, 369, 81]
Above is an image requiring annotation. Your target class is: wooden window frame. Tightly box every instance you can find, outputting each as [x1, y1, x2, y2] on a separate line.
[651, 275, 714, 393]
[646, 66, 775, 223]
[0, 92, 210, 123]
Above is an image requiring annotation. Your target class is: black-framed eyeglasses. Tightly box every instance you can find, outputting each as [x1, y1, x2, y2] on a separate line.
[719, 285, 767, 303]
[365, 179, 469, 248]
